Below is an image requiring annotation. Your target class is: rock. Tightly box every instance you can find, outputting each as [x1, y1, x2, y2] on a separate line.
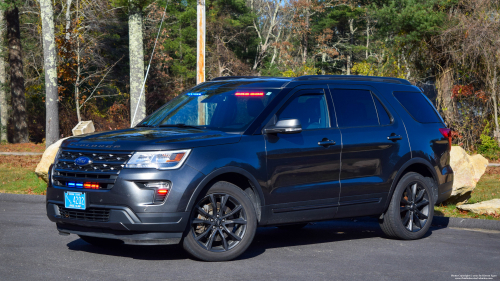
[444, 146, 488, 205]
[72, 121, 95, 136]
[35, 138, 69, 183]
[457, 199, 500, 215]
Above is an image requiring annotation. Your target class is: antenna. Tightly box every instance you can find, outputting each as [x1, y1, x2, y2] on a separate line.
[131, 2, 168, 127]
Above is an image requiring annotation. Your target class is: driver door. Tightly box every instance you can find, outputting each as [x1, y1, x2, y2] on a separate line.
[264, 87, 342, 223]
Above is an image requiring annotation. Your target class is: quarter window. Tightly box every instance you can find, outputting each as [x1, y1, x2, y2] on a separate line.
[394, 91, 441, 123]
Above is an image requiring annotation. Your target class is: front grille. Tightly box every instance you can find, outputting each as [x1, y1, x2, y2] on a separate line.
[53, 149, 133, 189]
[58, 205, 110, 222]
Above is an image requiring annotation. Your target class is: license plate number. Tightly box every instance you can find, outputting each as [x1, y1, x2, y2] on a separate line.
[64, 192, 86, 210]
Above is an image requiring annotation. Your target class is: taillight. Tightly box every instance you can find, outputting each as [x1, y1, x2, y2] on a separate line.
[439, 128, 452, 150]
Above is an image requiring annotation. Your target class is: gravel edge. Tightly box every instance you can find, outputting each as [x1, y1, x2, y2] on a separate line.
[2, 193, 500, 231]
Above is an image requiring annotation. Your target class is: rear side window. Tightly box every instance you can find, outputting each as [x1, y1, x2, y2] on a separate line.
[393, 91, 441, 123]
[331, 89, 379, 127]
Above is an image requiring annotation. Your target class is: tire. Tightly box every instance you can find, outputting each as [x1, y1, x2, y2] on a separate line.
[277, 223, 308, 230]
[379, 172, 434, 240]
[78, 235, 123, 247]
[182, 181, 257, 262]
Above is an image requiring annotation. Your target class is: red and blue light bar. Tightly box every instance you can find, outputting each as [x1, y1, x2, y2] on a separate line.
[66, 182, 100, 189]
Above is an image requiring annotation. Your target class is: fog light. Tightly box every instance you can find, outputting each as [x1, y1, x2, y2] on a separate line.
[145, 182, 171, 203]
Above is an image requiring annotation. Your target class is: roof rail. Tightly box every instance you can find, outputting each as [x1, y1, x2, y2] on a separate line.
[210, 76, 289, 81]
[293, 75, 412, 85]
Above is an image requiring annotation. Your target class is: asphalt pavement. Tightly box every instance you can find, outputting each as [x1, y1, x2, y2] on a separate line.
[1, 199, 499, 281]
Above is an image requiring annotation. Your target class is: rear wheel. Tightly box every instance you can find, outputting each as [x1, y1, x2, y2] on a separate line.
[78, 235, 123, 247]
[182, 181, 257, 262]
[379, 172, 434, 240]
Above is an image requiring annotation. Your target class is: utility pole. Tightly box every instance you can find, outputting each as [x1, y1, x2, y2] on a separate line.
[196, 0, 206, 126]
[196, 0, 205, 84]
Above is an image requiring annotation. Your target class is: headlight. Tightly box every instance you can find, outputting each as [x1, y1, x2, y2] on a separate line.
[125, 150, 191, 170]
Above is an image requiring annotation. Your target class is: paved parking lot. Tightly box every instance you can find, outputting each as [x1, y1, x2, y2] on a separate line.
[1, 199, 499, 281]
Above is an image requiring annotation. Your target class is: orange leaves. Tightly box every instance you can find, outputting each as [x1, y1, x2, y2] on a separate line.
[451, 84, 489, 102]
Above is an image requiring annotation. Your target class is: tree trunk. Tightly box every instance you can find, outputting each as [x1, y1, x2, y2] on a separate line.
[436, 68, 455, 127]
[492, 65, 499, 142]
[129, 2, 145, 127]
[0, 8, 7, 142]
[366, 18, 370, 59]
[302, 1, 310, 64]
[6, 7, 28, 143]
[65, 0, 72, 40]
[40, 0, 60, 147]
[347, 18, 354, 75]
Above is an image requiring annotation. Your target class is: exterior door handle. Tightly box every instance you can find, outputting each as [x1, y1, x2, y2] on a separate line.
[318, 139, 336, 147]
[387, 135, 403, 141]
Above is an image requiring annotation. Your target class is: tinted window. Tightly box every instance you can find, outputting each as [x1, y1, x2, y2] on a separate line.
[279, 94, 330, 130]
[331, 89, 378, 127]
[373, 96, 391, 125]
[394, 91, 441, 123]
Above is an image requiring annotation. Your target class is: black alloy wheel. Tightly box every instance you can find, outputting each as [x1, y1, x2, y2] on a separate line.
[191, 193, 248, 252]
[400, 182, 430, 232]
[379, 172, 434, 240]
[182, 181, 257, 262]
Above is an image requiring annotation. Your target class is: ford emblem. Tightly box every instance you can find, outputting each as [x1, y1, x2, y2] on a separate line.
[75, 156, 93, 166]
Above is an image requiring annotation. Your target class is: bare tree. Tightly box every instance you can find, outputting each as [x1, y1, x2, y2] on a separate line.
[129, 0, 145, 126]
[0, 5, 7, 142]
[40, 0, 59, 147]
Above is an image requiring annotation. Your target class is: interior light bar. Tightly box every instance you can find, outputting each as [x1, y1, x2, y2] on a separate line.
[235, 92, 264, 96]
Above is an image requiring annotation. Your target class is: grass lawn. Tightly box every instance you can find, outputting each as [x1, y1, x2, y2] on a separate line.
[0, 142, 45, 153]
[0, 155, 47, 195]
[435, 166, 500, 221]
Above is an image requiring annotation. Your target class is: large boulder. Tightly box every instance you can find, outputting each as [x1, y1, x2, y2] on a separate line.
[35, 138, 69, 183]
[444, 146, 489, 205]
[457, 199, 500, 215]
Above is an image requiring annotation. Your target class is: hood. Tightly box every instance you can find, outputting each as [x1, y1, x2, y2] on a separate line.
[61, 127, 242, 151]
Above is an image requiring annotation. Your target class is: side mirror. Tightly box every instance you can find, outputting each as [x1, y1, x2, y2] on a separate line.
[264, 119, 302, 134]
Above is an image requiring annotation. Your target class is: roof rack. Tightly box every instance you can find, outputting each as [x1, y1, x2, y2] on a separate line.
[210, 76, 289, 81]
[293, 75, 412, 85]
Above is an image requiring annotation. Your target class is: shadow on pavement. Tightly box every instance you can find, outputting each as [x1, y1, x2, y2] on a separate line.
[66, 218, 435, 261]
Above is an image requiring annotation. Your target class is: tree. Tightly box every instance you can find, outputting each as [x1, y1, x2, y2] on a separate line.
[40, 0, 59, 147]
[128, 0, 148, 126]
[0, 4, 7, 142]
[5, 3, 28, 143]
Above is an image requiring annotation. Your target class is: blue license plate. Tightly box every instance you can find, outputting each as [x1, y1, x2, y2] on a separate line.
[64, 192, 86, 210]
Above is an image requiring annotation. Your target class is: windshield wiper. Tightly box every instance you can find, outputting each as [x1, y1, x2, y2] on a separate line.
[135, 124, 154, 127]
[158, 124, 202, 130]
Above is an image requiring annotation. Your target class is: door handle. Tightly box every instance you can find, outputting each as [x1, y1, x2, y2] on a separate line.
[387, 135, 403, 141]
[318, 139, 336, 147]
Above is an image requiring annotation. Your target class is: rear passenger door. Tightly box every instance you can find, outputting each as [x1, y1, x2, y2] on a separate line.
[328, 85, 410, 218]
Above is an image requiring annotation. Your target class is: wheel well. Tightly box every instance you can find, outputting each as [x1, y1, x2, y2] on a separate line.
[207, 173, 262, 222]
[397, 162, 439, 204]
[400, 163, 435, 182]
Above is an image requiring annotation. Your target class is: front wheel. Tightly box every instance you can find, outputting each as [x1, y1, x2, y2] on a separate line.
[182, 181, 257, 262]
[379, 172, 434, 240]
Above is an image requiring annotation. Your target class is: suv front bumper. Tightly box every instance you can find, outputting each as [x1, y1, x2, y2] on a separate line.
[46, 164, 204, 245]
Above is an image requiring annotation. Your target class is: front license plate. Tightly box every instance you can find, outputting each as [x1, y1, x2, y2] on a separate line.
[64, 192, 86, 210]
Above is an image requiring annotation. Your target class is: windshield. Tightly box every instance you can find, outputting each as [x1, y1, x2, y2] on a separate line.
[137, 83, 281, 132]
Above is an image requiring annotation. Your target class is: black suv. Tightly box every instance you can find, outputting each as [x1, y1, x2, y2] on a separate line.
[47, 76, 454, 261]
